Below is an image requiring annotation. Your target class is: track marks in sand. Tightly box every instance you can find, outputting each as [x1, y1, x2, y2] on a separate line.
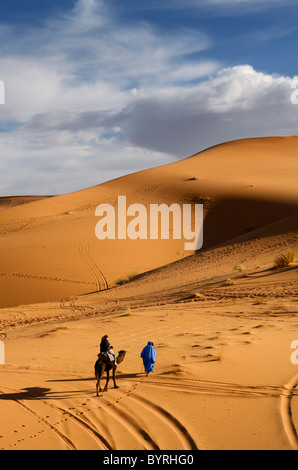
[93, 378, 198, 450]
[99, 400, 160, 450]
[135, 374, 298, 450]
[0, 272, 93, 286]
[0, 387, 76, 450]
[60, 299, 96, 321]
[79, 242, 108, 292]
[142, 376, 287, 399]
[281, 374, 298, 450]
[0, 385, 111, 450]
[178, 282, 298, 305]
[41, 400, 112, 450]
[130, 393, 199, 450]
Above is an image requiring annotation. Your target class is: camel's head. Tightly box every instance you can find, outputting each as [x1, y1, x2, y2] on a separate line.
[117, 350, 126, 364]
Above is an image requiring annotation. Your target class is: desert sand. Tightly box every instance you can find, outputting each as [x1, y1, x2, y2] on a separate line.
[0, 136, 297, 450]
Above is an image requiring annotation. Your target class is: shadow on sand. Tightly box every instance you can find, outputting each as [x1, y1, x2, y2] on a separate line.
[46, 372, 142, 384]
[0, 387, 51, 401]
[0, 386, 95, 401]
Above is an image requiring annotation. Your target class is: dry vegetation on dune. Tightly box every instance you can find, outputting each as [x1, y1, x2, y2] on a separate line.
[274, 248, 296, 269]
[234, 263, 249, 278]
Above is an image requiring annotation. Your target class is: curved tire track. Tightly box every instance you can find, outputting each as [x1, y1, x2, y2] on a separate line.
[79, 242, 108, 292]
[101, 401, 160, 451]
[130, 393, 199, 450]
[41, 400, 112, 450]
[86, 243, 109, 290]
[281, 374, 298, 450]
[60, 300, 95, 319]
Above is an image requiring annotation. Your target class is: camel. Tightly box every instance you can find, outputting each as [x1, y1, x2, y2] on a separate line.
[95, 350, 126, 396]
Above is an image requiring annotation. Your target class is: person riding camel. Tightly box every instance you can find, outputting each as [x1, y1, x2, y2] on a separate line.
[99, 335, 117, 365]
[100, 335, 110, 353]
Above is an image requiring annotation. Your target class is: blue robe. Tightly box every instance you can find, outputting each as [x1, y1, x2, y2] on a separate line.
[141, 342, 156, 373]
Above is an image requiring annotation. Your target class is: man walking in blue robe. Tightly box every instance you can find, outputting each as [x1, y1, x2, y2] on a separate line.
[141, 341, 156, 376]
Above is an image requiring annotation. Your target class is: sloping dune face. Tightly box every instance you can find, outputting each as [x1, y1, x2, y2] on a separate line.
[0, 136, 297, 308]
[0, 196, 52, 212]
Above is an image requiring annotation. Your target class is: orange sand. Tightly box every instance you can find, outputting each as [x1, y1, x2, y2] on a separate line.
[0, 136, 297, 450]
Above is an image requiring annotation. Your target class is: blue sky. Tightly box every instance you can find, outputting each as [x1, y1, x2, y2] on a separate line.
[0, 0, 298, 195]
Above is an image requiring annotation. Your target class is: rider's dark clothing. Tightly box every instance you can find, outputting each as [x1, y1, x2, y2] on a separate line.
[100, 338, 110, 353]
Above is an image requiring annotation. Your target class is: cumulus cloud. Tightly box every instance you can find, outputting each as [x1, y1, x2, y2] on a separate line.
[114, 66, 298, 156]
[0, 0, 219, 194]
[0, 0, 215, 125]
[0, 0, 297, 196]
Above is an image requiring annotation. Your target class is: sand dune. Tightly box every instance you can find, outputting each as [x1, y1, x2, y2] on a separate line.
[0, 136, 297, 450]
[0, 136, 297, 308]
[0, 196, 52, 212]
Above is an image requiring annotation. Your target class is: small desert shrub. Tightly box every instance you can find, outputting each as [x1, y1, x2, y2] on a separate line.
[116, 277, 128, 286]
[122, 305, 132, 317]
[186, 292, 206, 301]
[274, 249, 296, 269]
[234, 263, 249, 278]
[204, 353, 223, 362]
[116, 271, 143, 286]
[193, 292, 205, 299]
[213, 353, 223, 362]
[187, 176, 199, 181]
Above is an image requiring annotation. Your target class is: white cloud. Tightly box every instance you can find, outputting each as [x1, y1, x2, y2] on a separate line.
[0, 0, 219, 195]
[0, 1, 213, 121]
[115, 66, 298, 156]
[0, 131, 174, 195]
[0, 0, 297, 196]
[165, 62, 219, 83]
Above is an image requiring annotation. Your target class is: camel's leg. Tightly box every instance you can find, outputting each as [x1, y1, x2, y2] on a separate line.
[97, 363, 106, 395]
[113, 366, 119, 389]
[104, 369, 110, 392]
[95, 363, 100, 396]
